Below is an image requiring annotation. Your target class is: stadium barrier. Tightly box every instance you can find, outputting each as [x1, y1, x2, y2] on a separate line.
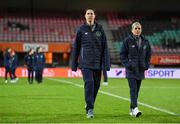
[0, 42, 71, 53]
[151, 55, 180, 65]
[0, 67, 180, 79]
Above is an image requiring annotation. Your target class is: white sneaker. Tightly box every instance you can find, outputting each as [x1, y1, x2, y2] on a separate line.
[86, 109, 94, 118]
[129, 108, 133, 116]
[10, 79, 16, 83]
[15, 78, 19, 81]
[102, 82, 108, 86]
[132, 107, 142, 117]
[5, 80, 8, 83]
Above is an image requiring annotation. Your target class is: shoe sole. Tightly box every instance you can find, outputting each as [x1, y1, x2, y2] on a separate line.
[135, 112, 142, 117]
[129, 112, 133, 116]
[86, 115, 94, 118]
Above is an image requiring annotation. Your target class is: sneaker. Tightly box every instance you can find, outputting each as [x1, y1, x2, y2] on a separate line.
[5, 80, 8, 83]
[129, 108, 133, 116]
[86, 109, 94, 118]
[10, 79, 16, 83]
[132, 107, 142, 117]
[85, 104, 87, 113]
[102, 82, 108, 86]
[15, 78, 19, 81]
[28, 81, 33, 84]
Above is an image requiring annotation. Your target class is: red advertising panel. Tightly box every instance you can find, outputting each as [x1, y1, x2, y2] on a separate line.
[0, 68, 82, 78]
[151, 55, 180, 65]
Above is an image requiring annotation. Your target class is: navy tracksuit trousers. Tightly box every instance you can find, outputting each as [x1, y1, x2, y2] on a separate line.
[35, 69, 43, 83]
[5, 67, 12, 80]
[128, 78, 142, 109]
[81, 68, 101, 112]
[28, 69, 34, 83]
[11, 68, 17, 79]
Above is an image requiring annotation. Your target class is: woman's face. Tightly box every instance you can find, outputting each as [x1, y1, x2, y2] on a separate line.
[131, 24, 142, 36]
[85, 9, 95, 25]
[38, 47, 42, 53]
[30, 49, 34, 55]
[8, 48, 11, 53]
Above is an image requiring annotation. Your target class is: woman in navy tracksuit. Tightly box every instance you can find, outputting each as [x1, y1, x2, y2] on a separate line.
[24, 48, 35, 84]
[10, 50, 18, 81]
[4, 48, 12, 83]
[71, 9, 110, 118]
[34, 47, 45, 83]
[120, 22, 151, 117]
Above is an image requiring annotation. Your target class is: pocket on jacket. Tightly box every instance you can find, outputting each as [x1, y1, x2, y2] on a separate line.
[126, 60, 133, 70]
[128, 60, 138, 72]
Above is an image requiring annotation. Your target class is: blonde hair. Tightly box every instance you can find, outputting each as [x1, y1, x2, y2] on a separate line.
[131, 22, 141, 29]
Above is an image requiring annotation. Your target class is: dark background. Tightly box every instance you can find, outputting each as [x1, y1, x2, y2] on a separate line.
[0, 0, 180, 12]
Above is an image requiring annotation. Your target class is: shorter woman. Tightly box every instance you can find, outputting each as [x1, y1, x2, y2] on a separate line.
[24, 48, 35, 84]
[34, 47, 45, 83]
[4, 48, 13, 83]
[11, 50, 18, 82]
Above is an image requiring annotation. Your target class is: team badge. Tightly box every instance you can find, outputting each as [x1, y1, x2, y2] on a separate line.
[143, 45, 147, 49]
[96, 31, 101, 37]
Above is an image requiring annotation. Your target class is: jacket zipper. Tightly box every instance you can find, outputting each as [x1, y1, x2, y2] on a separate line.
[81, 48, 83, 59]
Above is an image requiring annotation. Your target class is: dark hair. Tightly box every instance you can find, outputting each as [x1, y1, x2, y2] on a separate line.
[5, 48, 11, 53]
[4, 48, 11, 56]
[84, 8, 96, 15]
[5, 48, 9, 52]
[36, 47, 41, 53]
[84, 8, 97, 22]
[28, 48, 32, 54]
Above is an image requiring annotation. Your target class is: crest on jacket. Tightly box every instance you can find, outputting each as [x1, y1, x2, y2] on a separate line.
[96, 31, 101, 37]
[143, 45, 147, 49]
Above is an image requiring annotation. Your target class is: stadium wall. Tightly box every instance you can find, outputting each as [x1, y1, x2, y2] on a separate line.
[0, 42, 71, 53]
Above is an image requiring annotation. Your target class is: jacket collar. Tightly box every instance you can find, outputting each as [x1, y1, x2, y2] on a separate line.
[130, 34, 145, 41]
[83, 22, 97, 32]
[129, 34, 146, 50]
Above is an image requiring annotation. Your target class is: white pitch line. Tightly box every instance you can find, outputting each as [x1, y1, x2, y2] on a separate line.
[143, 87, 180, 89]
[99, 87, 180, 89]
[47, 78, 179, 116]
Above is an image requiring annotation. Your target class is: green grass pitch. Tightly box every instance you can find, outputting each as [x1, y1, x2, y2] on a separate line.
[0, 77, 180, 123]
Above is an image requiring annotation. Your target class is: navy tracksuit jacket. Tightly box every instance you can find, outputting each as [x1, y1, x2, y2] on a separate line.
[120, 35, 151, 80]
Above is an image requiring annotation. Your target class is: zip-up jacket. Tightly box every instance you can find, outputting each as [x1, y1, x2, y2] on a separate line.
[71, 23, 110, 71]
[120, 35, 151, 80]
[24, 54, 35, 70]
[34, 52, 45, 70]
